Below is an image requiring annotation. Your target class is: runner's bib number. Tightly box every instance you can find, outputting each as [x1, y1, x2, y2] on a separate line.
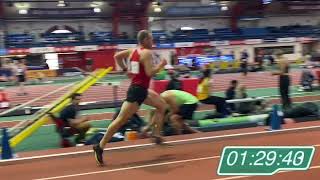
[129, 61, 140, 74]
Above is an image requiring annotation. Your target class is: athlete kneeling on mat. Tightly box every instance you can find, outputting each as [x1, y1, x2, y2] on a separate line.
[141, 90, 200, 136]
[160, 90, 201, 135]
[56, 93, 91, 145]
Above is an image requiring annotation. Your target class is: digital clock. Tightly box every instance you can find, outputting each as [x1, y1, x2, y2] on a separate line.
[217, 146, 315, 175]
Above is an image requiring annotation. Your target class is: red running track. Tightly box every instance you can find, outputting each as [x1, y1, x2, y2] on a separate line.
[1, 120, 320, 180]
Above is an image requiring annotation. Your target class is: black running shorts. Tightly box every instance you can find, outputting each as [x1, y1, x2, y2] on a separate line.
[178, 103, 198, 120]
[126, 85, 148, 105]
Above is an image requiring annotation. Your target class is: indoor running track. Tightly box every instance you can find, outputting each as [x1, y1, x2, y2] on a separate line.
[1, 121, 320, 180]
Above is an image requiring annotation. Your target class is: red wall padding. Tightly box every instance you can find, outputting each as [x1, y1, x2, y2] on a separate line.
[84, 50, 116, 70]
[59, 53, 85, 69]
[176, 47, 205, 56]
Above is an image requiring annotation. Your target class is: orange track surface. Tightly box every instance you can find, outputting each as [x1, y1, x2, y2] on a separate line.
[1, 121, 320, 180]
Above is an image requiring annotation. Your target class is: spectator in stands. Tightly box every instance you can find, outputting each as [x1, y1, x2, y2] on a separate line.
[235, 85, 248, 99]
[170, 51, 178, 65]
[197, 66, 229, 117]
[0, 87, 10, 109]
[234, 85, 252, 114]
[191, 59, 199, 70]
[5, 58, 15, 82]
[14, 59, 28, 96]
[240, 50, 249, 76]
[166, 70, 182, 90]
[43, 59, 49, 69]
[226, 80, 238, 100]
[272, 52, 292, 109]
[86, 58, 93, 72]
[58, 93, 91, 144]
[255, 49, 264, 70]
[299, 69, 315, 91]
[267, 54, 275, 66]
[234, 85, 267, 114]
[225, 80, 238, 111]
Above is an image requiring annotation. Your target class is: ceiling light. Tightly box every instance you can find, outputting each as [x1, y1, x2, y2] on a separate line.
[14, 3, 30, 9]
[221, 6, 228, 11]
[57, 1, 66, 7]
[263, 0, 272, 4]
[220, 1, 228, 6]
[154, 7, 162, 12]
[210, 0, 217, 5]
[152, 1, 161, 7]
[18, 9, 28, 14]
[90, 1, 104, 7]
[94, 7, 102, 13]
[181, 27, 194, 30]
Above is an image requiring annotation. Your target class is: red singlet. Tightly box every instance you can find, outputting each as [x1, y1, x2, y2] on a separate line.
[129, 48, 151, 89]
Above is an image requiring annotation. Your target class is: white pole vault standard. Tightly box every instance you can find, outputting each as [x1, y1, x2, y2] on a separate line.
[7, 83, 75, 134]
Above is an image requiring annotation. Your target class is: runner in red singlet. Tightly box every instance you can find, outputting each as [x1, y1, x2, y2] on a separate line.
[93, 30, 167, 166]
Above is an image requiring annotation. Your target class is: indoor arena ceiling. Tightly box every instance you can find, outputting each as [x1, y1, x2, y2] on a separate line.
[2, 0, 320, 20]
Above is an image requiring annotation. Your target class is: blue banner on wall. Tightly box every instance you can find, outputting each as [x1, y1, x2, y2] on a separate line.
[166, 6, 221, 16]
[178, 55, 235, 67]
[156, 43, 174, 49]
[30, 8, 98, 17]
[0, 49, 7, 55]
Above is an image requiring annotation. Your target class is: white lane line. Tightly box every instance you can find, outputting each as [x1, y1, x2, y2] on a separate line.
[212, 165, 320, 180]
[35, 145, 320, 180]
[1, 125, 320, 164]
[33, 156, 219, 180]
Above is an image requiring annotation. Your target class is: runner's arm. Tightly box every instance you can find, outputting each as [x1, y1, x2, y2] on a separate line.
[141, 50, 167, 77]
[114, 49, 132, 71]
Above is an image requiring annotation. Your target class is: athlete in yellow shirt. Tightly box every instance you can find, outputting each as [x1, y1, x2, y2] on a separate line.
[197, 68, 230, 117]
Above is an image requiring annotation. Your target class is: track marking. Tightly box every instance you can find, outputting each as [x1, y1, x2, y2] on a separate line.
[34, 145, 320, 180]
[1, 124, 320, 164]
[212, 165, 320, 180]
[33, 156, 219, 180]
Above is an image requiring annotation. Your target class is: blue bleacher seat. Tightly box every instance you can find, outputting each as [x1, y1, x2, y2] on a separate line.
[5, 25, 320, 48]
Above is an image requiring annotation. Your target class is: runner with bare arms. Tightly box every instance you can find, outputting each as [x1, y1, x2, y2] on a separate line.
[93, 30, 167, 166]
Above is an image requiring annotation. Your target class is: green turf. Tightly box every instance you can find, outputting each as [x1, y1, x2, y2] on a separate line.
[11, 109, 208, 152]
[13, 110, 212, 152]
[1, 72, 318, 153]
[1, 85, 317, 123]
[14, 120, 112, 152]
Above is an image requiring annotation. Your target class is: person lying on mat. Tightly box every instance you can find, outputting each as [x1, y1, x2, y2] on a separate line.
[58, 93, 91, 144]
[265, 102, 319, 126]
